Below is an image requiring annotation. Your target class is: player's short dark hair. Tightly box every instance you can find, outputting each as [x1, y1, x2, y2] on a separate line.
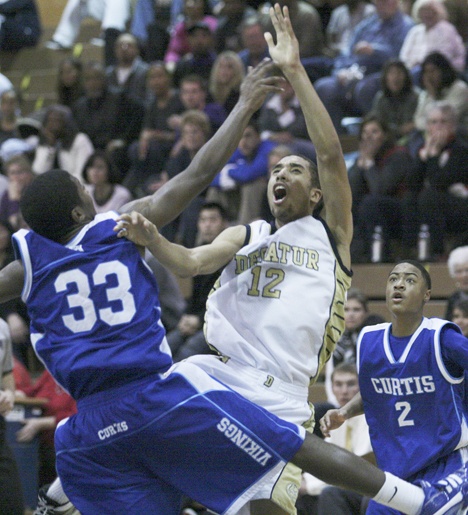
[20, 169, 82, 242]
[395, 259, 432, 290]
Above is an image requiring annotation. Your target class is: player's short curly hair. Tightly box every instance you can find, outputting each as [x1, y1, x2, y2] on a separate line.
[20, 169, 82, 242]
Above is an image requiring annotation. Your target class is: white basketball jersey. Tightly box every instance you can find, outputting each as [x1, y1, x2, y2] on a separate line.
[205, 216, 352, 389]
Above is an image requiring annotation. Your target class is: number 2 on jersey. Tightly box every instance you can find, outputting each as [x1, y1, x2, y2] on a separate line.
[54, 261, 137, 333]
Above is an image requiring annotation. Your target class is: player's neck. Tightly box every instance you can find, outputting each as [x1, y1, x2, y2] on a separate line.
[390, 313, 424, 337]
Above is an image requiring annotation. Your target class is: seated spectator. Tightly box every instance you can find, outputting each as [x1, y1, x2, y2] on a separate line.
[45, 0, 132, 66]
[0, 154, 34, 230]
[56, 57, 85, 109]
[370, 59, 419, 142]
[0, 0, 41, 52]
[166, 202, 228, 362]
[16, 368, 77, 487]
[71, 61, 144, 177]
[105, 33, 149, 104]
[258, 78, 315, 159]
[168, 74, 227, 135]
[162, 109, 212, 245]
[348, 114, 414, 262]
[402, 102, 468, 260]
[237, 17, 270, 70]
[451, 298, 468, 337]
[412, 52, 468, 135]
[260, 0, 324, 58]
[172, 21, 218, 88]
[314, 0, 414, 133]
[399, 0, 465, 77]
[445, 245, 468, 320]
[82, 150, 132, 213]
[208, 51, 245, 114]
[124, 62, 185, 195]
[164, 0, 217, 71]
[214, 0, 256, 53]
[32, 104, 94, 183]
[297, 363, 373, 515]
[206, 120, 276, 223]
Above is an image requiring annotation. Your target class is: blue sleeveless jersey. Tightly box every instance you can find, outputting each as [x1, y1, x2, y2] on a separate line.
[13, 212, 172, 401]
[357, 318, 468, 480]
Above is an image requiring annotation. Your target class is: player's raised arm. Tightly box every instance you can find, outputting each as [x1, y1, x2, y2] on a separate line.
[265, 4, 353, 269]
[0, 260, 25, 304]
[119, 60, 283, 229]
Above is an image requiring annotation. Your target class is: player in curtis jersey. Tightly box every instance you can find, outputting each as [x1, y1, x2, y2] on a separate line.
[114, 6, 468, 515]
[321, 260, 468, 514]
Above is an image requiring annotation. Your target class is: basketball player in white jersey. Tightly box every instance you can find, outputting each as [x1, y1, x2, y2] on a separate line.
[116, 4, 351, 513]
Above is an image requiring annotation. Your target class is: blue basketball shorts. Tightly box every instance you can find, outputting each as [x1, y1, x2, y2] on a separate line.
[55, 360, 306, 515]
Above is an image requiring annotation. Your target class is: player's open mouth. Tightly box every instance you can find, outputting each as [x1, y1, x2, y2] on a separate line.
[273, 184, 287, 204]
[392, 293, 403, 302]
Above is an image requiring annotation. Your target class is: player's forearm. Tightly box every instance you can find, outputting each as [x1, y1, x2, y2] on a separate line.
[146, 236, 200, 278]
[281, 64, 342, 161]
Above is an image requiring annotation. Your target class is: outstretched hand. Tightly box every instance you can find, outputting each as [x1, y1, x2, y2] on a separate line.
[319, 408, 346, 438]
[264, 4, 300, 71]
[114, 211, 159, 247]
[239, 58, 284, 113]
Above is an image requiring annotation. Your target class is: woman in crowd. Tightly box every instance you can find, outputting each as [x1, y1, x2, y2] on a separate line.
[32, 104, 94, 182]
[57, 57, 85, 108]
[208, 51, 245, 114]
[370, 59, 419, 142]
[348, 114, 414, 262]
[82, 150, 132, 214]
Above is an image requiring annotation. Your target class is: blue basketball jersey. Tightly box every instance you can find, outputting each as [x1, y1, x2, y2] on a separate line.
[357, 318, 468, 480]
[13, 212, 172, 401]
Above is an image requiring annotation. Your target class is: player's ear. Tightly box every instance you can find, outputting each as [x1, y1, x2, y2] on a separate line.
[423, 289, 431, 303]
[310, 187, 322, 204]
[71, 206, 86, 223]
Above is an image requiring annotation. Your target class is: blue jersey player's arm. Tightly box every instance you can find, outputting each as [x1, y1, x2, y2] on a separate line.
[117, 60, 283, 230]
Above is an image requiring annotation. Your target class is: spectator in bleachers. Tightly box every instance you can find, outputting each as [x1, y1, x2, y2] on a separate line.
[399, 0, 465, 77]
[370, 59, 419, 141]
[71, 61, 144, 177]
[445, 246, 468, 320]
[413, 52, 468, 135]
[162, 109, 212, 246]
[105, 33, 149, 104]
[57, 57, 85, 109]
[0, 153, 34, 231]
[45, 0, 131, 66]
[166, 201, 228, 362]
[32, 104, 94, 183]
[16, 368, 77, 487]
[238, 17, 270, 69]
[258, 78, 316, 159]
[124, 62, 185, 196]
[260, 0, 324, 58]
[82, 150, 132, 214]
[403, 102, 468, 261]
[206, 120, 276, 223]
[208, 50, 245, 114]
[168, 74, 227, 135]
[214, 0, 256, 53]
[348, 114, 414, 262]
[172, 21, 218, 88]
[0, 0, 41, 52]
[164, 0, 218, 71]
[314, 0, 414, 133]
